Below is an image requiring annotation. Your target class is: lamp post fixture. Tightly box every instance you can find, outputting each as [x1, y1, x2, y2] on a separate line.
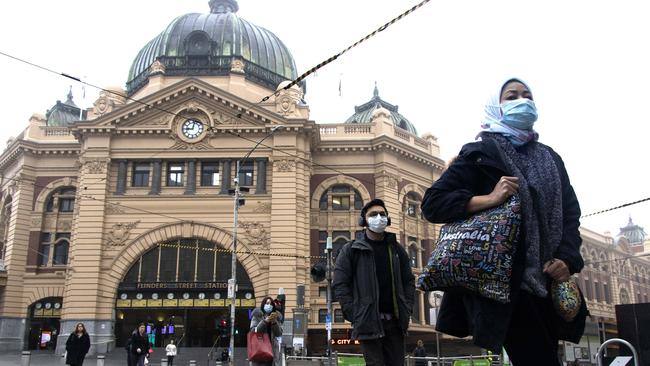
[228, 125, 283, 365]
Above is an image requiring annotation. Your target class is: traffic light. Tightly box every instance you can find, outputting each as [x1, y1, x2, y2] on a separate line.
[217, 319, 229, 337]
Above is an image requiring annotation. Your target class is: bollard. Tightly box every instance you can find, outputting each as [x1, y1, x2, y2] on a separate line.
[189, 360, 197, 366]
[161, 358, 168, 366]
[96, 355, 105, 366]
[21, 351, 31, 366]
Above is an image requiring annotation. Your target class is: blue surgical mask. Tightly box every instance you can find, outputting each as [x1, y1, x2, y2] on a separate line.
[367, 214, 388, 234]
[263, 304, 273, 313]
[501, 98, 538, 130]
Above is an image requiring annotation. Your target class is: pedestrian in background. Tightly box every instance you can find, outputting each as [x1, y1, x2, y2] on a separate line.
[249, 296, 283, 366]
[333, 199, 415, 366]
[130, 323, 150, 366]
[165, 339, 177, 366]
[421, 78, 587, 365]
[65, 322, 90, 366]
[412, 339, 427, 366]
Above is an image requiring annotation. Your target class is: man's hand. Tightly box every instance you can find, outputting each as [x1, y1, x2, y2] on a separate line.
[543, 258, 570, 282]
[136, 348, 141, 353]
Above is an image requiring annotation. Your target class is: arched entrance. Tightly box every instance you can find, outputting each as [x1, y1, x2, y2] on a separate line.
[114, 237, 256, 349]
[26, 297, 63, 350]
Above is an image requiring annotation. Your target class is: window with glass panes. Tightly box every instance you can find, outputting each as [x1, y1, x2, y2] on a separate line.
[53, 240, 69, 265]
[408, 243, 418, 268]
[334, 309, 344, 323]
[38, 233, 51, 266]
[167, 162, 185, 186]
[201, 162, 220, 187]
[319, 185, 364, 211]
[319, 287, 327, 298]
[45, 188, 76, 213]
[318, 231, 349, 259]
[318, 309, 328, 323]
[132, 162, 151, 187]
[405, 192, 420, 218]
[238, 161, 254, 186]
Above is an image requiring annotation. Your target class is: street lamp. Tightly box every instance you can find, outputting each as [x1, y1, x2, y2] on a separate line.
[228, 124, 283, 364]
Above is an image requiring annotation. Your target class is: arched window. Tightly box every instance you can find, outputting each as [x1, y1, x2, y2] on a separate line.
[52, 239, 69, 265]
[319, 185, 363, 211]
[0, 196, 12, 265]
[404, 192, 421, 218]
[620, 288, 630, 304]
[45, 187, 76, 213]
[185, 31, 212, 56]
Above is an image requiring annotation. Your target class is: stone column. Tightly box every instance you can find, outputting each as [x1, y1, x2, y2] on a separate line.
[220, 160, 231, 194]
[0, 170, 35, 351]
[57, 145, 114, 356]
[256, 159, 267, 194]
[185, 160, 196, 195]
[149, 160, 162, 195]
[115, 160, 127, 195]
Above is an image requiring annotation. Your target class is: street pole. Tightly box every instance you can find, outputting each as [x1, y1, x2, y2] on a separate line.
[228, 160, 240, 365]
[325, 237, 333, 366]
[228, 125, 283, 365]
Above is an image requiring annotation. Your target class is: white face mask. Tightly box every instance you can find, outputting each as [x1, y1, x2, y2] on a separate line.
[367, 214, 388, 233]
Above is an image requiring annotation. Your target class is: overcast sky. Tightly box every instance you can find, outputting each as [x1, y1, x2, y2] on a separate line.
[1, 0, 648, 238]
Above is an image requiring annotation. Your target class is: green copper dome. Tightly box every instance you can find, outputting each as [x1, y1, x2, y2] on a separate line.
[126, 0, 298, 95]
[345, 84, 418, 135]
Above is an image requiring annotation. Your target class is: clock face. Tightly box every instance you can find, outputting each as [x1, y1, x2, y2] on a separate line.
[198, 293, 206, 300]
[54, 303, 61, 309]
[151, 293, 159, 300]
[181, 119, 204, 139]
[136, 293, 143, 300]
[167, 293, 174, 300]
[45, 303, 52, 309]
[182, 292, 190, 300]
[213, 293, 221, 299]
[120, 293, 128, 300]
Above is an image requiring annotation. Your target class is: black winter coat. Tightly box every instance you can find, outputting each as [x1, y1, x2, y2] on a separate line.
[420, 138, 587, 352]
[129, 331, 150, 356]
[65, 333, 90, 365]
[333, 232, 416, 340]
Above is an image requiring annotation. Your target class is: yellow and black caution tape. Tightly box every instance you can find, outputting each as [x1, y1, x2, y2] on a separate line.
[260, 0, 432, 102]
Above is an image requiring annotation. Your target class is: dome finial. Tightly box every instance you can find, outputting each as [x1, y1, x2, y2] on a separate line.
[66, 86, 74, 104]
[373, 81, 379, 98]
[209, 0, 239, 13]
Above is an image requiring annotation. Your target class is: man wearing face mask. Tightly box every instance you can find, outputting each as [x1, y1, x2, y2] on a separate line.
[333, 199, 415, 366]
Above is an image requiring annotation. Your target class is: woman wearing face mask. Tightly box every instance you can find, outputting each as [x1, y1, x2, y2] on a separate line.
[420, 78, 587, 365]
[249, 297, 283, 366]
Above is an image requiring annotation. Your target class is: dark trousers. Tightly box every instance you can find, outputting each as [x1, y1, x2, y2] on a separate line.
[504, 291, 561, 366]
[167, 355, 175, 366]
[360, 319, 405, 366]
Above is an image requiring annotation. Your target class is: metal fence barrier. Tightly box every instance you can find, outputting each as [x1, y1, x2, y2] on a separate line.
[596, 338, 640, 366]
[286, 353, 500, 366]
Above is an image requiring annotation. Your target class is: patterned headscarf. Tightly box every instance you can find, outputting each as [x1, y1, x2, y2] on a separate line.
[479, 78, 539, 146]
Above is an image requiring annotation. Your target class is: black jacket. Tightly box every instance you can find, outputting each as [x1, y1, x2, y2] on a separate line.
[65, 333, 90, 365]
[420, 138, 587, 352]
[129, 331, 150, 356]
[333, 232, 415, 340]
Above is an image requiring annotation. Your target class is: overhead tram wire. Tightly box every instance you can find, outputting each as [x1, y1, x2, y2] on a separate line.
[0, 51, 410, 198]
[259, 0, 433, 103]
[580, 196, 650, 219]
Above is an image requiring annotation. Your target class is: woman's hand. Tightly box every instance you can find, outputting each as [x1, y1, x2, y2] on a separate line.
[136, 348, 142, 353]
[543, 258, 570, 282]
[467, 176, 519, 214]
[488, 176, 519, 205]
[266, 311, 278, 324]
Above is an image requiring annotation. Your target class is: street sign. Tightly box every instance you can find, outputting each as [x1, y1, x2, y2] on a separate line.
[610, 357, 633, 366]
[325, 314, 332, 331]
[227, 279, 235, 298]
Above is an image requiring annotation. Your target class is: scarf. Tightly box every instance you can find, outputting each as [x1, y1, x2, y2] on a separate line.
[479, 78, 539, 146]
[480, 132, 563, 297]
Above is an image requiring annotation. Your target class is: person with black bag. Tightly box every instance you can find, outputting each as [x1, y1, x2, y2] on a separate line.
[333, 199, 415, 366]
[65, 323, 90, 366]
[420, 78, 587, 366]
